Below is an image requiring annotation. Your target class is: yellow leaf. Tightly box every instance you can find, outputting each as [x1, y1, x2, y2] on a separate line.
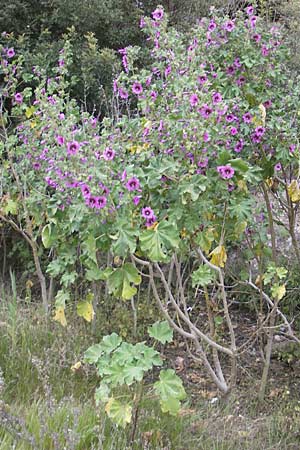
[252, 115, 262, 127]
[53, 306, 67, 327]
[255, 275, 262, 286]
[209, 245, 227, 268]
[105, 398, 132, 428]
[77, 301, 95, 322]
[237, 180, 248, 193]
[272, 284, 286, 301]
[30, 120, 37, 129]
[258, 103, 266, 125]
[25, 106, 35, 119]
[26, 279, 33, 289]
[71, 361, 82, 372]
[287, 180, 300, 203]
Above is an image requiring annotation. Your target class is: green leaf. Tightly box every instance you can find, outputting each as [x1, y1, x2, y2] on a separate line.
[110, 223, 138, 256]
[85, 267, 104, 281]
[140, 221, 180, 262]
[95, 383, 110, 405]
[229, 158, 249, 173]
[160, 397, 181, 415]
[54, 290, 70, 308]
[138, 346, 162, 370]
[102, 362, 126, 385]
[122, 364, 145, 385]
[84, 343, 104, 364]
[191, 265, 214, 287]
[82, 235, 97, 264]
[41, 224, 52, 248]
[107, 263, 141, 300]
[148, 321, 173, 344]
[3, 199, 18, 215]
[84, 333, 122, 364]
[101, 333, 123, 354]
[154, 369, 186, 416]
[105, 398, 132, 428]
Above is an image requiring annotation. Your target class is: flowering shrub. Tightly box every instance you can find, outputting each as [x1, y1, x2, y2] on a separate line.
[1, 5, 300, 399]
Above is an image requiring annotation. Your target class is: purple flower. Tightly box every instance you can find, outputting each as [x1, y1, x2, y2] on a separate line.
[289, 144, 296, 153]
[14, 93, 23, 104]
[125, 177, 141, 191]
[95, 196, 107, 209]
[246, 6, 254, 15]
[212, 92, 222, 104]
[261, 45, 269, 57]
[274, 163, 282, 171]
[86, 196, 97, 208]
[250, 16, 257, 28]
[242, 112, 252, 123]
[236, 76, 246, 87]
[230, 127, 238, 136]
[118, 87, 128, 99]
[103, 147, 115, 161]
[150, 91, 158, 100]
[133, 195, 142, 206]
[208, 20, 217, 32]
[253, 33, 261, 43]
[152, 7, 164, 20]
[145, 216, 157, 227]
[226, 113, 235, 123]
[81, 184, 90, 198]
[141, 206, 155, 219]
[226, 65, 236, 76]
[234, 139, 244, 153]
[200, 104, 213, 118]
[67, 140, 80, 155]
[255, 126, 265, 136]
[7, 47, 15, 58]
[224, 20, 235, 32]
[132, 82, 143, 95]
[56, 135, 65, 146]
[190, 94, 198, 107]
[198, 74, 207, 84]
[203, 131, 210, 142]
[217, 165, 235, 179]
[165, 65, 171, 77]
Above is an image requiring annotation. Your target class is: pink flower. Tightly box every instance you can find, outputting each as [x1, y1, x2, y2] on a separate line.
[67, 140, 80, 155]
[243, 112, 252, 123]
[217, 165, 235, 179]
[14, 93, 23, 104]
[7, 47, 15, 58]
[125, 177, 141, 191]
[212, 92, 222, 104]
[56, 135, 65, 146]
[190, 94, 198, 106]
[133, 196, 142, 206]
[152, 8, 164, 21]
[132, 82, 143, 95]
[261, 45, 269, 57]
[118, 87, 128, 99]
[225, 20, 235, 32]
[103, 147, 115, 161]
